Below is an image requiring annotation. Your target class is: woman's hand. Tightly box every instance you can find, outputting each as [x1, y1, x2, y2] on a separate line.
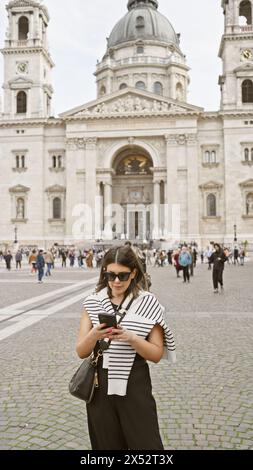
[89, 323, 115, 342]
[107, 326, 137, 343]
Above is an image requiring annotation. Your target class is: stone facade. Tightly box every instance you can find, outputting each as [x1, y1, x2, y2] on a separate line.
[0, 0, 253, 249]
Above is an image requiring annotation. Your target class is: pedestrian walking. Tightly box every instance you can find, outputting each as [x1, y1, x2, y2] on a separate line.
[233, 247, 239, 265]
[45, 250, 54, 276]
[15, 250, 22, 269]
[172, 249, 182, 278]
[4, 251, 12, 270]
[36, 250, 45, 283]
[239, 249, 245, 266]
[179, 247, 192, 283]
[86, 250, 94, 268]
[76, 246, 176, 450]
[29, 249, 37, 274]
[209, 243, 227, 293]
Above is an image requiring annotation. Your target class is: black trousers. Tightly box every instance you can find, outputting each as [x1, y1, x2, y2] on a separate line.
[213, 267, 223, 289]
[86, 358, 164, 450]
[182, 265, 190, 282]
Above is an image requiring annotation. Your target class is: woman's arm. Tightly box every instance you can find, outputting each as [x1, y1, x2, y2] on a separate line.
[76, 309, 115, 359]
[109, 324, 164, 363]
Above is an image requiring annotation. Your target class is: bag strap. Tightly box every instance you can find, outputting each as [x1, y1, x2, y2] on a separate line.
[98, 296, 135, 353]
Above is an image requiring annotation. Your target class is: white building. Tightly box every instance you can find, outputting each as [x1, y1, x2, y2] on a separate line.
[0, 0, 253, 249]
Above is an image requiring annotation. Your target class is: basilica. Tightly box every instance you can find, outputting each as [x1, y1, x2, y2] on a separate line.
[0, 0, 253, 249]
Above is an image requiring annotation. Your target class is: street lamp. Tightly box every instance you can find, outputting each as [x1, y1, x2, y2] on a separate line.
[233, 224, 237, 243]
[14, 226, 18, 244]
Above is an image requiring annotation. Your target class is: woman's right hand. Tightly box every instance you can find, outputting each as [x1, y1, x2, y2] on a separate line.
[89, 323, 113, 342]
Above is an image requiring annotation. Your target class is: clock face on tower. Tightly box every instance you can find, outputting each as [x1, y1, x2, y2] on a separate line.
[241, 49, 253, 61]
[16, 62, 28, 74]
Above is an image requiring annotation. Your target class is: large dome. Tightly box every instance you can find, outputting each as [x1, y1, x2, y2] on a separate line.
[108, 1, 179, 48]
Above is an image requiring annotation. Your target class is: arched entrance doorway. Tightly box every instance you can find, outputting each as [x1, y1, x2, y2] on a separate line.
[112, 146, 153, 240]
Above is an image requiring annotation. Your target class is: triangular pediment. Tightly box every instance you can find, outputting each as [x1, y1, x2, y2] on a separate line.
[199, 181, 223, 190]
[45, 185, 66, 193]
[60, 87, 203, 119]
[9, 184, 30, 193]
[239, 179, 253, 187]
[234, 63, 253, 73]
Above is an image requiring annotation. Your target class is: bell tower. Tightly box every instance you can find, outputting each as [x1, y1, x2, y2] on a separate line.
[1, 0, 54, 119]
[219, 0, 253, 110]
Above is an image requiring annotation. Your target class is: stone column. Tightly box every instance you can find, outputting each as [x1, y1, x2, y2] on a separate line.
[85, 138, 97, 239]
[186, 134, 200, 243]
[65, 139, 82, 242]
[103, 181, 113, 239]
[153, 180, 160, 239]
[165, 134, 180, 241]
[95, 181, 103, 240]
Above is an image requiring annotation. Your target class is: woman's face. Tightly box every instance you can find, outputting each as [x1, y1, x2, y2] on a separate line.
[105, 263, 136, 297]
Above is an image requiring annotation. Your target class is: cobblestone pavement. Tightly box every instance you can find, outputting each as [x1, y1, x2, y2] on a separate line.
[0, 259, 252, 450]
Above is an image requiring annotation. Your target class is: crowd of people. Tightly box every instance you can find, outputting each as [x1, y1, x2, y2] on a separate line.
[0, 242, 248, 291]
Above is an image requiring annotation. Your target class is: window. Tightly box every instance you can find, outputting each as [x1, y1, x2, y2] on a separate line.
[100, 86, 106, 96]
[135, 81, 145, 91]
[203, 150, 217, 164]
[242, 80, 253, 103]
[136, 16, 145, 29]
[153, 82, 163, 96]
[53, 198, 61, 219]
[204, 151, 210, 163]
[58, 156, 62, 168]
[17, 91, 27, 114]
[119, 83, 127, 90]
[52, 156, 57, 168]
[211, 151, 216, 163]
[137, 46, 144, 54]
[245, 148, 249, 161]
[239, 1, 252, 25]
[246, 193, 253, 215]
[18, 16, 29, 40]
[251, 149, 253, 161]
[16, 198, 25, 219]
[207, 194, 217, 217]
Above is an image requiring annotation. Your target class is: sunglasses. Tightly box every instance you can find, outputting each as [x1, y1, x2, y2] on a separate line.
[104, 271, 132, 282]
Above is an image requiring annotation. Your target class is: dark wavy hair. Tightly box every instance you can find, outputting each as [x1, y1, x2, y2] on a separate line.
[96, 246, 147, 298]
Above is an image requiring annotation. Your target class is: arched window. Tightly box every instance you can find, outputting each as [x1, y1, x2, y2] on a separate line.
[135, 81, 145, 91]
[153, 82, 163, 96]
[16, 198, 25, 219]
[211, 151, 216, 163]
[245, 148, 249, 161]
[17, 91, 27, 114]
[18, 16, 29, 40]
[242, 79, 253, 103]
[204, 151, 210, 163]
[246, 192, 253, 215]
[16, 155, 20, 169]
[239, 1, 252, 25]
[207, 194, 217, 217]
[176, 83, 183, 101]
[119, 83, 127, 90]
[100, 86, 106, 96]
[53, 198, 61, 219]
[21, 155, 25, 168]
[52, 156, 57, 168]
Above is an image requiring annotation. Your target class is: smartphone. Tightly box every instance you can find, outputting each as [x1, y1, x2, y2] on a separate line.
[98, 313, 117, 328]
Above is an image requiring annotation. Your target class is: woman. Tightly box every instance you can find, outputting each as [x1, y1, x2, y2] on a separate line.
[179, 246, 192, 283]
[209, 243, 227, 293]
[76, 246, 176, 450]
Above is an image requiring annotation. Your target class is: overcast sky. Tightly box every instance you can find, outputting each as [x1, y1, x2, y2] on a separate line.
[0, 0, 224, 115]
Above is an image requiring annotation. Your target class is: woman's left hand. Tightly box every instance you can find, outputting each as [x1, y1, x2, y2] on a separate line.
[108, 326, 137, 343]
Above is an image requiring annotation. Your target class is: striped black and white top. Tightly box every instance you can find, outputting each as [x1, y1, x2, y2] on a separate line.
[83, 287, 176, 396]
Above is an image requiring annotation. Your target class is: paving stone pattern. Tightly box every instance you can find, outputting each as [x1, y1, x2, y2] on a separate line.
[0, 261, 252, 450]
